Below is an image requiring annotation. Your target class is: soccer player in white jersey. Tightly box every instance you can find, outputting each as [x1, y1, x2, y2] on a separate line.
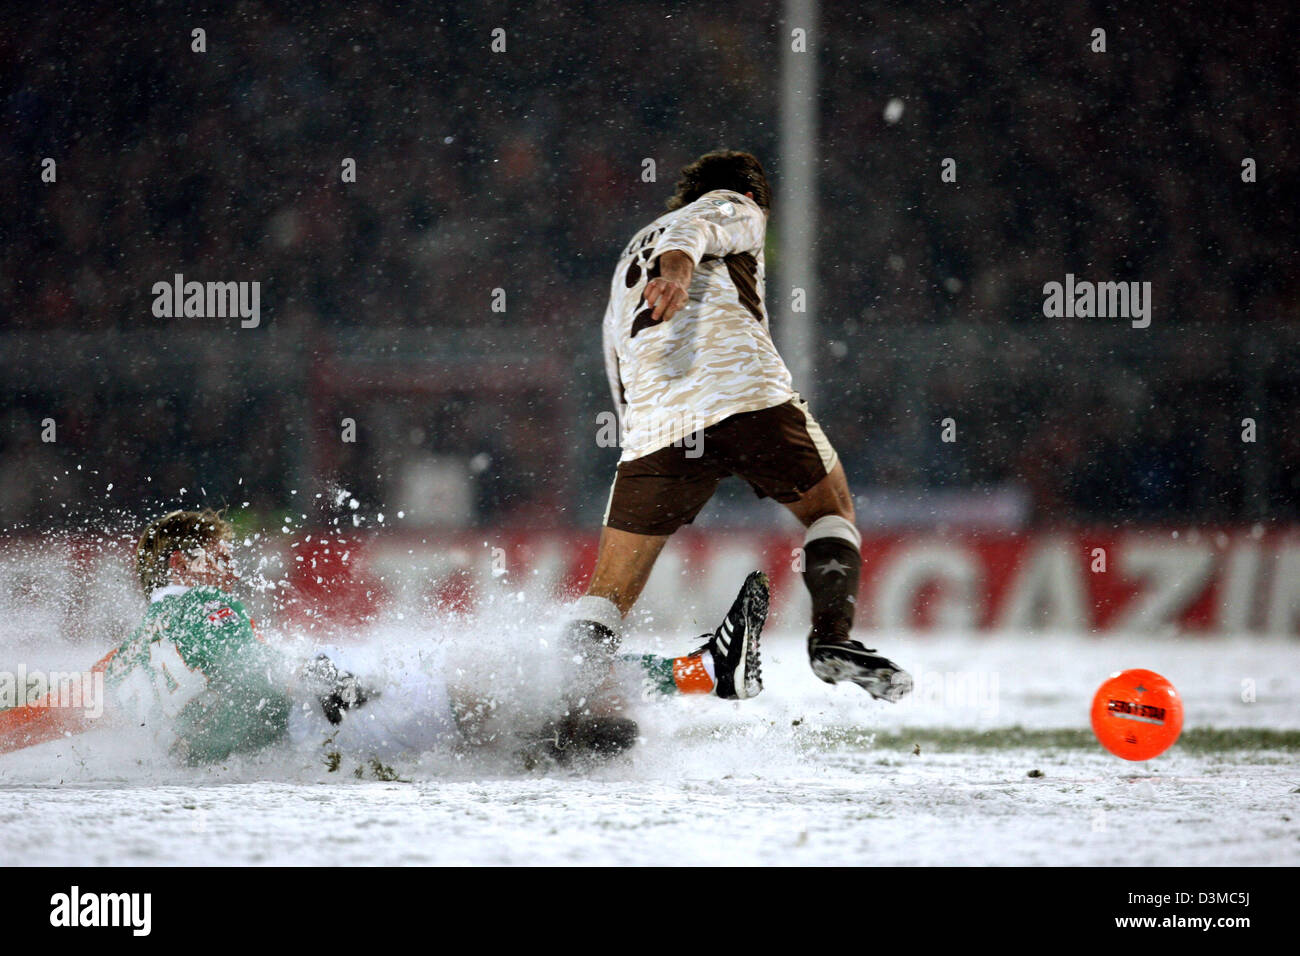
[563, 150, 913, 718]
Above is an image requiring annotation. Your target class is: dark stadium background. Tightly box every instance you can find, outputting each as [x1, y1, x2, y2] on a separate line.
[1, 0, 1296, 537]
[5, 2, 1300, 880]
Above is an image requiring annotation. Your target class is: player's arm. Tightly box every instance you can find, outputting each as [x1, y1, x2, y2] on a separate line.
[0, 690, 97, 754]
[655, 190, 765, 262]
[0, 647, 122, 755]
[645, 191, 765, 322]
[643, 251, 693, 322]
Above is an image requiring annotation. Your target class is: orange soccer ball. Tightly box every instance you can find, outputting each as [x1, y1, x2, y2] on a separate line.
[1090, 669, 1184, 761]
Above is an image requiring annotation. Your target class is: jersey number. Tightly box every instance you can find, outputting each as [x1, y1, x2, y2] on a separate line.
[114, 640, 210, 721]
[625, 227, 664, 338]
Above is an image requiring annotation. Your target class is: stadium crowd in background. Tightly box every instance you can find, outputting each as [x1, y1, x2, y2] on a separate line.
[1, 1, 1295, 530]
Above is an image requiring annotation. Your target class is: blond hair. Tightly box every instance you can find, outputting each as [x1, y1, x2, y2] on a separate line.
[135, 509, 232, 593]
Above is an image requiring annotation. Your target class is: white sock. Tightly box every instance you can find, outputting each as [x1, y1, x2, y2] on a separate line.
[700, 649, 717, 682]
[570, 595, 623, 637]
[804, 513, 862, 550]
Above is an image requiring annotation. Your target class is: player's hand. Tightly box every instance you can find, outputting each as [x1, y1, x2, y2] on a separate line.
[645, 250, 694, 322]
[644, 277, 689, 322]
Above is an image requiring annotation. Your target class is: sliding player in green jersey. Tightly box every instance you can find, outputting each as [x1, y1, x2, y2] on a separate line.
[2, 510, 767, 766]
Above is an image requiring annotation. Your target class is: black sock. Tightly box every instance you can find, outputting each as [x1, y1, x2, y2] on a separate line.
[802, 537, 861, 644]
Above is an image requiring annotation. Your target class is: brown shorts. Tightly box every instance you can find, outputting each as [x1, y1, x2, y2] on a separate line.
[604, 398, 839, 536]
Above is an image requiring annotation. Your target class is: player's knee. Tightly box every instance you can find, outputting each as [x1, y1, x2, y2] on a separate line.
[791, 485, 854, 527]
[801, 500, 853, 526]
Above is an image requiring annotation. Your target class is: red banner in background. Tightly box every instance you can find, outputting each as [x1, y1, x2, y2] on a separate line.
[277, 527, 1300, 637]
[4, 528, 1297, 643]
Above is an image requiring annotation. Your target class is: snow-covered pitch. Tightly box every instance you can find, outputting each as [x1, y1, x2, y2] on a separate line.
[2, 615, 1296, 867]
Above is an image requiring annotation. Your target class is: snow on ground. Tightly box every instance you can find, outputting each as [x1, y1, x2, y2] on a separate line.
[2, 621, 1298, 866]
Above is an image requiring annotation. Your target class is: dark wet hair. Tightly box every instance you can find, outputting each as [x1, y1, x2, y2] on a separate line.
[666, 150, 771, 211]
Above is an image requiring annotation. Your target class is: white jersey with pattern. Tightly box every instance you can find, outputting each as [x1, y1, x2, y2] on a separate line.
[601, 189, 796, 462]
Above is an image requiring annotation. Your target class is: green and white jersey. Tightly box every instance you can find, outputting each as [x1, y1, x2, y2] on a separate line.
[105, 585, 292, 764]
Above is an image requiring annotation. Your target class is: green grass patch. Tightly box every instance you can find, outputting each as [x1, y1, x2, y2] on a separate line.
[799, 725, 1300, 753]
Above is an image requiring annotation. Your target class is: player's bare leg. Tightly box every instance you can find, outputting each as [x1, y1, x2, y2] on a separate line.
[547, 527, 670, 758]
[566, 526, 668, 702]
[783, 460, 856, 528]
[565, 525, 669, 708]
[783, 462, 913, 702]
[585, 526, 671, 616]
